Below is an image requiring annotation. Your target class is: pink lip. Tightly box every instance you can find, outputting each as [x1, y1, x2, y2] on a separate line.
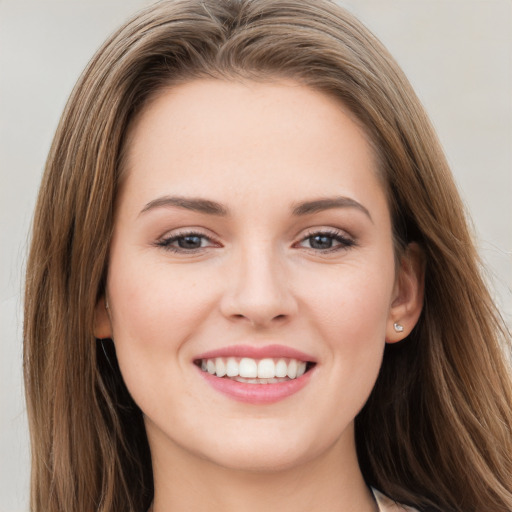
[194, 344, 316, 362]
[194, 344, 317, 404]
[196, 365, 314, 404]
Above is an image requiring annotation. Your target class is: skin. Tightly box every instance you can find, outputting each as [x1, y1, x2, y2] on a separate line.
[95, 79, 423, 512]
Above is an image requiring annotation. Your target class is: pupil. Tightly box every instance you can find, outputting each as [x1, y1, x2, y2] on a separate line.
[178, 235, 202, 249]
[310, 235, 332, 249]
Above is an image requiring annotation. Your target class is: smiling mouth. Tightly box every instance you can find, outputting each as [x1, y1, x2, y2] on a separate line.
[194, 357, 316, 384]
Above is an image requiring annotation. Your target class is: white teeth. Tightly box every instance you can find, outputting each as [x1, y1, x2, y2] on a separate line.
[275, 359, 288, 378]
[239, 358, 258, 378]
[206, 359, 216, 374]
[287, 359, 297, 379]
[215, 357, 226, 377]
[226, 357, 238, 377]
[199, 356, 311, 382]
[257, 358, 275, 378]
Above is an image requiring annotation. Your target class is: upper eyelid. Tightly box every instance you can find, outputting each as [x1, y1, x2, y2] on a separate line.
[301, 226, 349, 235]
[156, 226, 353, 240]
[158, 227, 219, 241]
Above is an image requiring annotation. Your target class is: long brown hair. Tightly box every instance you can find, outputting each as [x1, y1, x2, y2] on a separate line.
[24, 1, 512, 511]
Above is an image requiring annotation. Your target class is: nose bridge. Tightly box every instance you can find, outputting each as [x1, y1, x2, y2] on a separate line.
[221, 239, 296, 326]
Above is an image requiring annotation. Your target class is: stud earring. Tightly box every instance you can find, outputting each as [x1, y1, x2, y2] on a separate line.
[105, 298, 109, 310]
[393, 322, 404, 333]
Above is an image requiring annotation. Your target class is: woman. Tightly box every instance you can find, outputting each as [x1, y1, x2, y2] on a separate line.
[23, 1, 512, 511]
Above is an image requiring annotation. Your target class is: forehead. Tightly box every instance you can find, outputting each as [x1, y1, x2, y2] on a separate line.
[119, 79, 387, 217]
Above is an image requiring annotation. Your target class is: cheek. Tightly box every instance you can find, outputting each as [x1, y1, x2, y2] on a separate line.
[303, 254, 395, 392]
[307, 260, 394, 338]
[105, 254, 223, 418]
[106, 251, 219, 366]
[305, 269, 393, 424]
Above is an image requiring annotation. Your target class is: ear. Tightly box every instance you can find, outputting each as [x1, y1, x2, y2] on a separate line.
[386, 242, 425, 343]
[94, 295, 113, 339]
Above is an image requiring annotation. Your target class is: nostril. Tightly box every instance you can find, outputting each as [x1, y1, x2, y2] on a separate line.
[229, 313, 288, 324]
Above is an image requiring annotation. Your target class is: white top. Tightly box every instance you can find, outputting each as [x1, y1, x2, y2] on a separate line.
[372, 488, 420, 511]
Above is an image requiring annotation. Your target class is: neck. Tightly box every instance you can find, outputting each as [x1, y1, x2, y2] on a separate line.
[148, 424, 377, 512]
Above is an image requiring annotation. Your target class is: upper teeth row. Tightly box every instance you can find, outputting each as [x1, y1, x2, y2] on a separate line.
[200, 357, 307, 379]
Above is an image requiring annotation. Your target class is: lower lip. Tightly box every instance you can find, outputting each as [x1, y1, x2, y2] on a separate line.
[196, 366, 313, 404]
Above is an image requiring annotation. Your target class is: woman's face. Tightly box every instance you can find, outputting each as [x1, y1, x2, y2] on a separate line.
[96, 79, 421, 472]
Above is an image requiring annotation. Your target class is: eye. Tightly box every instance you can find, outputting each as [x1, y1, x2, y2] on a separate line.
[155, 231, 219, 253]
[297, 229, 355, 252]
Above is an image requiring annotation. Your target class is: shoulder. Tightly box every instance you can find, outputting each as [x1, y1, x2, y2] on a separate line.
[372, 488, 420, 512]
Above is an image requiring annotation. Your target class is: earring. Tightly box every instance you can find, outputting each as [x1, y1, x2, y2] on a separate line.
[105, 299, 109, 310]
[393, 322, 404, 333]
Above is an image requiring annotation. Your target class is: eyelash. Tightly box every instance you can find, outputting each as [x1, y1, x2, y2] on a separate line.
[155, 229, 355, 254]
[296, 229, 356, 253]
[154, 230, 218, 253]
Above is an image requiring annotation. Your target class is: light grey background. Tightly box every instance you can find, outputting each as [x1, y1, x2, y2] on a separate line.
[1, 1, 511, 510]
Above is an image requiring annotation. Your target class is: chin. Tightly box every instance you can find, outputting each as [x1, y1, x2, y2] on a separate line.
[202, 442, 315, 473]
[183, 421, 346, 474]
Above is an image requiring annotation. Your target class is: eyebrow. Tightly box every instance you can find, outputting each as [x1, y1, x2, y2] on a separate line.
[139, 195, 228, 216]
[292, 196, 373, 222]
[139, 194, 372, 221]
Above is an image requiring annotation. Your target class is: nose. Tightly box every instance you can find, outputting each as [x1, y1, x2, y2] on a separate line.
[219, 245, 298, 328]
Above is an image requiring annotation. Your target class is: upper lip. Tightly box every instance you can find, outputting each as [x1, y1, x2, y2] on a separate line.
[194, 344, 316, 362]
